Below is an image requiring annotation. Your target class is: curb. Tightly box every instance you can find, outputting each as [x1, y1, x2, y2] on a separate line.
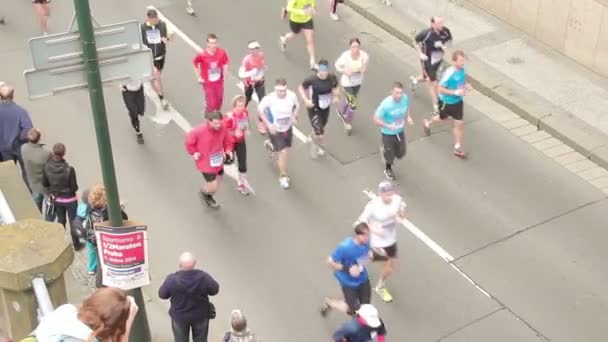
[344, 0, 608, 170]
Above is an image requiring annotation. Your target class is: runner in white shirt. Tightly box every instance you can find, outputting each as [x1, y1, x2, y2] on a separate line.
[356, 181, 406, 303]
[334, 38, 369, 135]
[258, 78, 299, 189]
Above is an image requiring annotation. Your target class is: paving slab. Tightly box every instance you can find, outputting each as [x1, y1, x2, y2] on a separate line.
[456, 199, 608, 342]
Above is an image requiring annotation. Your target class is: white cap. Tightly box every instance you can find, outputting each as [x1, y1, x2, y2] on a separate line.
[248, 41, 261, 49]
[356, 304, 381, 328]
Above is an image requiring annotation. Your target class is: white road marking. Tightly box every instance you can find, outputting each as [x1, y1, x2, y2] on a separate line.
[362, 189, 491, 298]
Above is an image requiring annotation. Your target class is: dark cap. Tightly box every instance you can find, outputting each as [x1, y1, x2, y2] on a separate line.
[147, 9, 158, 18]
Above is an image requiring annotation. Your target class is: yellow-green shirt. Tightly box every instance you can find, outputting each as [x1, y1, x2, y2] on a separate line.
[287, 0, 315, 23]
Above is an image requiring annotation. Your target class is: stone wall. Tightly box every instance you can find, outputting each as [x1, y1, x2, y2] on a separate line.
[469, 0, 608, 76]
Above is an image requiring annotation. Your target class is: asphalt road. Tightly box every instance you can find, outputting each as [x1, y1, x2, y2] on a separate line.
[1, 0, 607, 341]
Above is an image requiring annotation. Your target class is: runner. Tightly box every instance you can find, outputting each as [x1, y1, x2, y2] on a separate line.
[184, 111, 234, 209]
[32, 0, 51, 35]
[223, 95, 252, 195]
[141, 9, 171, 109]
[410, 16, 452, 114]
[238, 41, 267, 134]
[334, 38, 369, 135]
[280, 0, 317, 70]
[321, 223, 372, 318]
[298, 60, 339, 158]
[120, 79, 146, 144]
[193, 33, 229, 114]
[356, 181, 406, 303]
[257, 78, 299, 189]
[186, 0, 195, 15]
[373, 82, 413, 180]
[423, 50, 470, 158]
[332, 304, 387, 342]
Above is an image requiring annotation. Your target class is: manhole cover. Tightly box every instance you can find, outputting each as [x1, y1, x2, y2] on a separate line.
[507, 56, 524, 64]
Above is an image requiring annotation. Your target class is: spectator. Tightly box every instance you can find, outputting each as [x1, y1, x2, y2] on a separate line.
[20, 128, 51, 212]
[222, 309, 259, 342]
[159, 252, 220, 342]
[34, 287, 138, 342]
[332, 304, 387, 342]
[42, 142, 83, 251]
[0, 83, 34, 190]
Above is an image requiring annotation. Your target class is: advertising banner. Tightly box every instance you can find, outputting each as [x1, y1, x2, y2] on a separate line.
[95, 221, 150, 290]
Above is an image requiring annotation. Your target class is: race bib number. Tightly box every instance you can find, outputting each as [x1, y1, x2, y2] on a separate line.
[276, 117, 291, 130]
[394, 118, 404, 129]
[146, 29, 162, 44]
[381, 219, 396, 228]
[431, 50, 444, 65]
[371, 331, 378, 339]
[237, 119, 248, 130]
[208, 62, 221, 82]
[209, 152, 224, 167]
[434, 40, 443, 48]
[318, 93, 332, 109]
[350, 72, 362, 84]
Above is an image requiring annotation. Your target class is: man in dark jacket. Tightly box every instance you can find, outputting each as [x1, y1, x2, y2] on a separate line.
[159, 252, 219, 342]
[333, 304, 387, 342]
[0, 83, 34, 190]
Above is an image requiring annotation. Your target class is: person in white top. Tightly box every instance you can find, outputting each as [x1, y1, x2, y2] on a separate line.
[334, 38, 369, 135]
[356, 181, 406, 303]
[258, 78, 299, 189]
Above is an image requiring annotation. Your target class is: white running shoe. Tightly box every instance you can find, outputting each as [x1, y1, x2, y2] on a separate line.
[330, 13, 339, 21]
[279, 176, 290, 189]
[161, 98, 170, 110]
[186, 6, 195, 15]
[279, 36, 287, 52]
[382, 0, 392, 6]
[316, 145, 325, 156]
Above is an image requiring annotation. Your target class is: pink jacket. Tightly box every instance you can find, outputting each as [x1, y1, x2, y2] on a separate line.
[184, 123, 233, 174]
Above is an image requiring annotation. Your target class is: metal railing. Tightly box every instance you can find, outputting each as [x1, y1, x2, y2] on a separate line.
[32, 277, 54, 321]
[0, 189, 16, 225]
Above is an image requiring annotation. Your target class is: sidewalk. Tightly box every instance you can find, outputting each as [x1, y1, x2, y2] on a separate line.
[344, 0, 608, 169]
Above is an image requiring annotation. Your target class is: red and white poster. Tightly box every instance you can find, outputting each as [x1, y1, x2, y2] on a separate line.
[95, 222, 150, 290]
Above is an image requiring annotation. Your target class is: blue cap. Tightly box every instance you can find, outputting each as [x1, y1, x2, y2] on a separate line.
[317, 64, 329, 72]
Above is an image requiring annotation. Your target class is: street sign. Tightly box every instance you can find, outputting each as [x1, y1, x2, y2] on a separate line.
[24, 49, 153, 99]
[29, 20, 142, 70]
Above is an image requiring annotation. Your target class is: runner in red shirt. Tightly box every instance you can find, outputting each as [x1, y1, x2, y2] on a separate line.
[223, 95, 252, 195]
[184, 111, 234, 209]
[193, 33, 229, 113]
[238, 41, 267, 134]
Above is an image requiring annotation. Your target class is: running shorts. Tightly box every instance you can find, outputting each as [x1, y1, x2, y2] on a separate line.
[269, 127, 293, 152]
[341, 279, 371, 316]
[438, 99, 464, 121]
[371, 243, 398, 261]
[153, 56, 166, 71]
[289, 19, 314, 34]
[423, 60, 441, 82]
[308, 107, 330, 136]
[201, 168, 224, 182]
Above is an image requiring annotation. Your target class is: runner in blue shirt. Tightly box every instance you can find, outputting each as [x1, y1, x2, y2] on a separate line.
[320, 223, 372, 318]
[373, 82, 414, 180]
[423, 50, 469, 158]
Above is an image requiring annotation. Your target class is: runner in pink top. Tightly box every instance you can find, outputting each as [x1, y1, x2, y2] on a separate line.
[238, 41, 268, 134]
[193, 33, 229, 113]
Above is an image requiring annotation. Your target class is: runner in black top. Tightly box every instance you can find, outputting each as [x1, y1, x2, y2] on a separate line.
[410, 16, 452, 113]
[142, 9, 171, 109]
[298, 59, 339, 159]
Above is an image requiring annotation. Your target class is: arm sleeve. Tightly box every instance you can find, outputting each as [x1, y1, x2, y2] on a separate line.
[334, 53, 346, 73]
[184, 130, 198, 155]
[301, 76, 313, 89]
[42, 166, 49, 188]
[330, 245, 344, 265]
[204, 273, 220, 296]
[258, 95, 269, 113]
[415, 28, 429, 44]
[192, 54, 201, 68]
[158, 276, 172, 299]
[69, 167, 79, 193]
[19, 112, 34, 141]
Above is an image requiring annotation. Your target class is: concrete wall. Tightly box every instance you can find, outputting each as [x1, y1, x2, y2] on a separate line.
[469, 0, 608, 77]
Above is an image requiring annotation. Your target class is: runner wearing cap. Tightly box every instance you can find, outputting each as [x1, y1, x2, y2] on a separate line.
[298, 59, 339, 158]
[334, 38, 369, 135]
[356, 181, 406, 303]
[142, 9, 171, 109]
[280, 0, 317, 70]
[258, 78, 299, 189]
[193, 33, 229, 113]
[238, 41, 267, 134]
[374, 82, 414, 180]
[223, 95, 252, 195]
[332, 304, 387, 342]
[321, 223, 372, 318]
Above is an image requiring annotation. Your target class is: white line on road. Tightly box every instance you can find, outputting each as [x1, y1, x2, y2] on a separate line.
[362, 189, 491, 298]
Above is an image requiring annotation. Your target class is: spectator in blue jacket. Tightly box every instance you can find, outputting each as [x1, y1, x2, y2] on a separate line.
[159, 252, 220, 342]
[333, 304, 387, 342]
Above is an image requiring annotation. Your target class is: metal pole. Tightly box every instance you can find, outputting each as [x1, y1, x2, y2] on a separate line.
[72, 0, 151, 340]
[32, 277, 54, 319]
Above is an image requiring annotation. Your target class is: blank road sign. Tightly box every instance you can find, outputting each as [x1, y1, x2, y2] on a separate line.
[29, 20, 143, 70]
[24, 49, 153, 99]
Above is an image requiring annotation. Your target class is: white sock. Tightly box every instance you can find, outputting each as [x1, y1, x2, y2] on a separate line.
[455, 143, 461, 149]
[376, 279, 385, 289]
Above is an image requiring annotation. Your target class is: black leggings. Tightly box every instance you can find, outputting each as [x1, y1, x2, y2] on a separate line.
[244, 81, 265, 107]
[234, 140, 247, 173]
[308, 107, 330, 136]
[122, 86, 145, 132]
